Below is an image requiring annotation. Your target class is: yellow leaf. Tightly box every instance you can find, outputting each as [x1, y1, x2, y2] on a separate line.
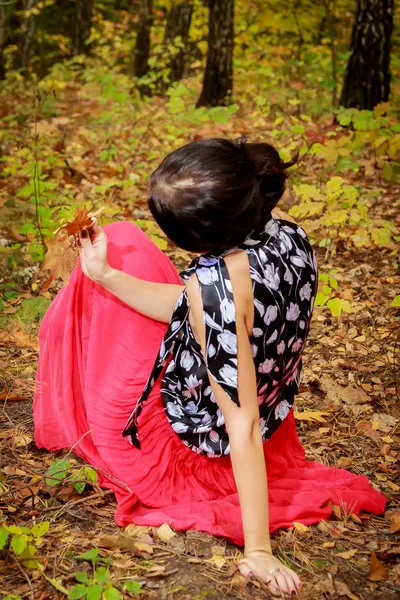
[134, 541, 153, 554]
[387, 480, 400, 492]
[209, 554, 226, 569]
[319, 427, 330, 434]
[336, 549, 357, 559]
[292, 522, 310, 535]
[381, 436, 393, 443]
[322, 542, 335, 549]
[294, 411, 329, 423]
[157, 523, 176, 543]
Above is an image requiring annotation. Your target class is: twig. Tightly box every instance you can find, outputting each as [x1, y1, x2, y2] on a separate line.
[40, 489, 114, 514]
[11, 554, 34, 600]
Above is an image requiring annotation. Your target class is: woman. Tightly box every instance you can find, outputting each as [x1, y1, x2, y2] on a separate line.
[34, 139, 386, 597]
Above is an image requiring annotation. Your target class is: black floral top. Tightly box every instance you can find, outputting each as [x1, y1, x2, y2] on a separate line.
[123, 218, 317, 457]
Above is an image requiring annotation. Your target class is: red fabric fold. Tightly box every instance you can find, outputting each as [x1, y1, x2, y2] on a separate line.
[34, 221, 386, 546]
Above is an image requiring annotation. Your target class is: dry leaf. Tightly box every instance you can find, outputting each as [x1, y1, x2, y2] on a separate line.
[41, 233, 77, 290]
[322, 542, 335, 549]
[54, 207, 92, 236]
[157, 523, 176, 543]
[292, 521, 311, 535]
[335, 580, 359, 599]
[336, 457, 353, 468]
[209, 554, 226, 569]
[385, 510, 400, 534]
[294, 410, 329, 423]
[336, 549, 357, 559]
[320, 377, 370, 405]
[11, 328, 38, 351]
[134, 541, 153, 554]
[368, 551, 389, 581]
[371, 413, 397, 433]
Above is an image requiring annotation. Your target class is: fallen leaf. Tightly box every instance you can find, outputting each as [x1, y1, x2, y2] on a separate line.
[322, 542, 335, 549]
[320, 377, 370, 405]
[157, 523, 176, 543]
[292, 521, 311, 535]
[134, 541, 153, 554]
[336, 457, 353, 468]
[368, 551, 389, 581]
[385, 510, 400, 534]
[336, 549, 357, 559]
[371, 413, 397, 433]
[294, 410, 330, 423]
[209, 554, 226, 568]
[335, 580, 359, 599]
[11, 329, 38, 351]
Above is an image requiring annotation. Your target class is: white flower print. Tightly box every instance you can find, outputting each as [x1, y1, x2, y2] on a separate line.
[199, 256, 219, 267]
[299, 320, 306, 329]
[266, 329, 278, 344]
[185, 401, 197, 414]
[172, 421, 189, 433]
[264, 219, 279, 237]
[291, 255, 306, 268]
[263, 264, 280, 290]
[264, 305, 278, 325]
[299, 282, 312, 301]
[252, 344, 258, 358]
[280, 231, 293, 253]
[216, 409, 225, 427]
[207, 344, 217, 358]
[253, 327, 264, 337]
[204, 312, 223, 332]
[170, 320, 181, 332]
[258, 358, 275, 374]
[180, 350, 195, 371]
[275, 399, 291, 421]
[286, 302, 300, 321]
[217, 331, 237, 354]
[197, 266, 219, 285]
[166, 402, 184, 418]
[224, 278, 233, 293]
[260, 418, 269, 437]
[297, 226, 307, 238]
[284, 267, 293, 285]
[219, 365, 238, 386]
[277, 340, 285, 354]
[220, 298, 235, 323]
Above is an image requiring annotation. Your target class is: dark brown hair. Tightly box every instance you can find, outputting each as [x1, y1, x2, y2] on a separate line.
[148, 138, 296, 253]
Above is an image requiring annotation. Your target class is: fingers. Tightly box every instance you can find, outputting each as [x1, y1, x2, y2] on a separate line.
[79, 228, 92, 248]
[90, 216, 102, 234]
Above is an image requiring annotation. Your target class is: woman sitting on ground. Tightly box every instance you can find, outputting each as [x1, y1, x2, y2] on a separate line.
[34, 138, 385, 597]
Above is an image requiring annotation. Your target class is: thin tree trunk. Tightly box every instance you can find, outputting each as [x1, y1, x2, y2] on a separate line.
[164, 1, 193, 85]
[339, 0, 394, 110]
[133, 0, 153, 79]
[16, 0, 38, 71]
[197, 0, 234, 108]
[0, 7, 8, 79]
[73, 0, 94, 56]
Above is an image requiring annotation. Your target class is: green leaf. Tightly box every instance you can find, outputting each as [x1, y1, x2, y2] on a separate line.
[84, 467, 98, 484]
[124, 580, 142, 596]
[74, 481, 86, 494]
[77, 548, 99, 564]
[315, 292, 328, 307]
[45, 458, 71, 486]
[86, 586, 103, 600]
[95, 566, 110, 583]
[68, 584, 87, 600]
[0, 526, 9, 549]
[326, 298, 352, 317]
[391, 295, 400, 307]
[3, 595, 23, 600]
[75, 571, 88, 583]
[104, 587, 121, 600]
[11, 534, 28, 555]
[382, 163, 393, 181]
[31, 521, 49, 538]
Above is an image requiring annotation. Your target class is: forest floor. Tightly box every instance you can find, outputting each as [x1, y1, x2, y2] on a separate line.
[0, 86, 399, 600]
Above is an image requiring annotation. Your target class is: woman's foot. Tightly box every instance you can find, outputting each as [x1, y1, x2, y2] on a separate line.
[237, 549, 301, 597]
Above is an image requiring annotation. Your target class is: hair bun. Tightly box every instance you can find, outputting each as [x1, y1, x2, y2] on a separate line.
[238, 139, 297, 182]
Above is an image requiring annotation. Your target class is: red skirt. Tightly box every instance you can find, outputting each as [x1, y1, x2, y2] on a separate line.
[34, 221, 386, 545]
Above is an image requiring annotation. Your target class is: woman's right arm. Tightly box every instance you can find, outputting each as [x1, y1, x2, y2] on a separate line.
[79, 221, 184, 324]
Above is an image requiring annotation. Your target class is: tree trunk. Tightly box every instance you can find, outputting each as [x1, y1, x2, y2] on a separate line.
[73, 0, 94, 56]
[133, 0, 153, 79]
[197, 0, 234, 107]
[164, 1, 193, 85]
[0, 7, 8, 79]
[16, 0, 39, 71]
[339, 0, 394, 110]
